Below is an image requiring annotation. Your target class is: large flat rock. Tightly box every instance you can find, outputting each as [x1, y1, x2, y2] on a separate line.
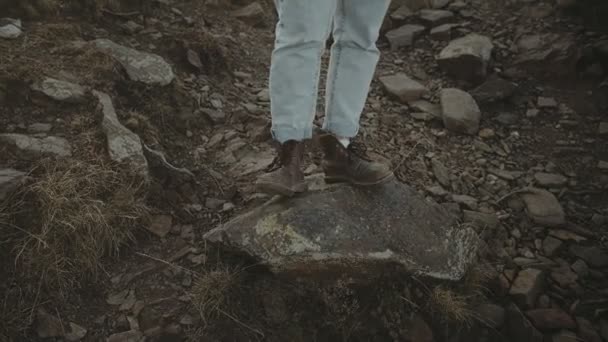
[204, 180, 478, 281]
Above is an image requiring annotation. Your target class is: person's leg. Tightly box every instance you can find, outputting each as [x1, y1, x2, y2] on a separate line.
[269, 0, 337, 143]
[322, 0, 391, 143]
[318, 0, 394, 186]
[256, 0, 337, 196]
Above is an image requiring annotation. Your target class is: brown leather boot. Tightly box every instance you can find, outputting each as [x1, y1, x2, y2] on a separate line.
[255, 140, 308, 196]
[318, 133, 394, 186]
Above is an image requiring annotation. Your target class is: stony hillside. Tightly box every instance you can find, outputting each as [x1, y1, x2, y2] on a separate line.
[1, 0, 607, 341]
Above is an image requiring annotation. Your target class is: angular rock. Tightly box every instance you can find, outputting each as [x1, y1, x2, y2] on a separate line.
[534, 173, 568, 188]
[0, 169, 26, 201]
[506, 303, 543, 342]
[430, 23, 456, 41]
[598, 160, 608, 170]
[569, 245, 608, 268]
[0, 134, 72, 157]
[380, 73, 428, 103]
[542, 236, 562, 257]
[93, 91, 148, 178]
[509, 268, 544, 308]
[550, 266, 578, 288]
[32, 77, 87, 103]
[437, 34, 494, 83]
[409, 100, 441, 118]
[107, 330, 142, 342]
[463, 210, 500, 229]
[470, 75, 517, 103]
[477, 303, 505, 328]
[525, 308, 576, 330]
[537, 97, 558, 109]
[230, 148, 275, 177]
[28, 123, 52, 133]
[452, 194, 477, 210]
[386, 24, 426, 50]
[570, 259, 589, 278]
[520, 188, 566, 227]
[431, 159, 450, 187]
[515, 34, 578, 72]
[390, 5, 414, 21]
[427, 185, 448, 197]
[65, 322, 87, 341]
[549, 230, 585, 242]
[232, 2, 264, 24]
[410, 112, 435, 121]
[419, 9, 454, 27]
[0, 18, 21, 39]
[204, 180, 478, 280]
[92, 39, 174, 86]
[496, 112, 519, 125]
[440, 88, 481, 135]
[36, 309, 64, 338]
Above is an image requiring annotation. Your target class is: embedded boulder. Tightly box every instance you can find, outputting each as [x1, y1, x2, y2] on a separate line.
[437, 33, 494, 83]
[204, 179, 478, 281]
[92, 39, 175, 86]
[93, 91, 148, 178]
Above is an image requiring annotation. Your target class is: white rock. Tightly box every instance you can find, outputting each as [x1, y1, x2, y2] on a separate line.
[92, 39, 175, 86]
[0, 18, 22, 39]
[93, 91, 148, 178]
[32, 77, 87, 103]
[0, 134, 71, 157]
[380, 73, 428, 103]
[437, 34, 494, 82]
[440, 88, 481, 135]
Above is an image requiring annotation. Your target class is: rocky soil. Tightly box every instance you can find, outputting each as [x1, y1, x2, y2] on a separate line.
[1, 0, 608, 341]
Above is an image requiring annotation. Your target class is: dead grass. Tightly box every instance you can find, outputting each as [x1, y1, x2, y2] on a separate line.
[0, 21, 119, 93]
[3, 157, 149, 295]
[427, 286, 475, 325]
[190, 265, 242, 323]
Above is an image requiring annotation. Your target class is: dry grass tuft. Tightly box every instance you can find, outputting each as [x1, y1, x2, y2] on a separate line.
[463, 263, 497, 298]
[428, 286, 475, 325]
[190, 266, 241, 323]
[4, 158, 149, 294]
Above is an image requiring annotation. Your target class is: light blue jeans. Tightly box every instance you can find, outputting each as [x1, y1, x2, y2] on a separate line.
[270, 0, 391, 143]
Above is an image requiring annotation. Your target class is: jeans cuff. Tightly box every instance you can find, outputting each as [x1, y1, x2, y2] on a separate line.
[271, 125, 313, 143]
[322, 120, 359, 139]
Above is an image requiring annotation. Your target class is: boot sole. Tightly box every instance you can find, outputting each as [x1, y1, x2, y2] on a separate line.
[324, 172, 394, 186]
[255, 181, 308, 197]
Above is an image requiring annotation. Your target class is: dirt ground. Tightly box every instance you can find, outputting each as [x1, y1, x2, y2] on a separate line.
[1, 0, 607, 341]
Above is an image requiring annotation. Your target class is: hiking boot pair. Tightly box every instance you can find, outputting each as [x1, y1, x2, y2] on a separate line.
[255, 133, 393, 197]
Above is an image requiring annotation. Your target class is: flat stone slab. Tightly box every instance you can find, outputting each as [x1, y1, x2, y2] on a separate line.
[0, 133, 72, 157]
[92, 39, 175, 86]
[205, 180, 478, 281]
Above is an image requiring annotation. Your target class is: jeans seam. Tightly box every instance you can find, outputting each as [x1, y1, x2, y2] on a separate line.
[326, 0, 346, 135]
[308, 5, 335, 133]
